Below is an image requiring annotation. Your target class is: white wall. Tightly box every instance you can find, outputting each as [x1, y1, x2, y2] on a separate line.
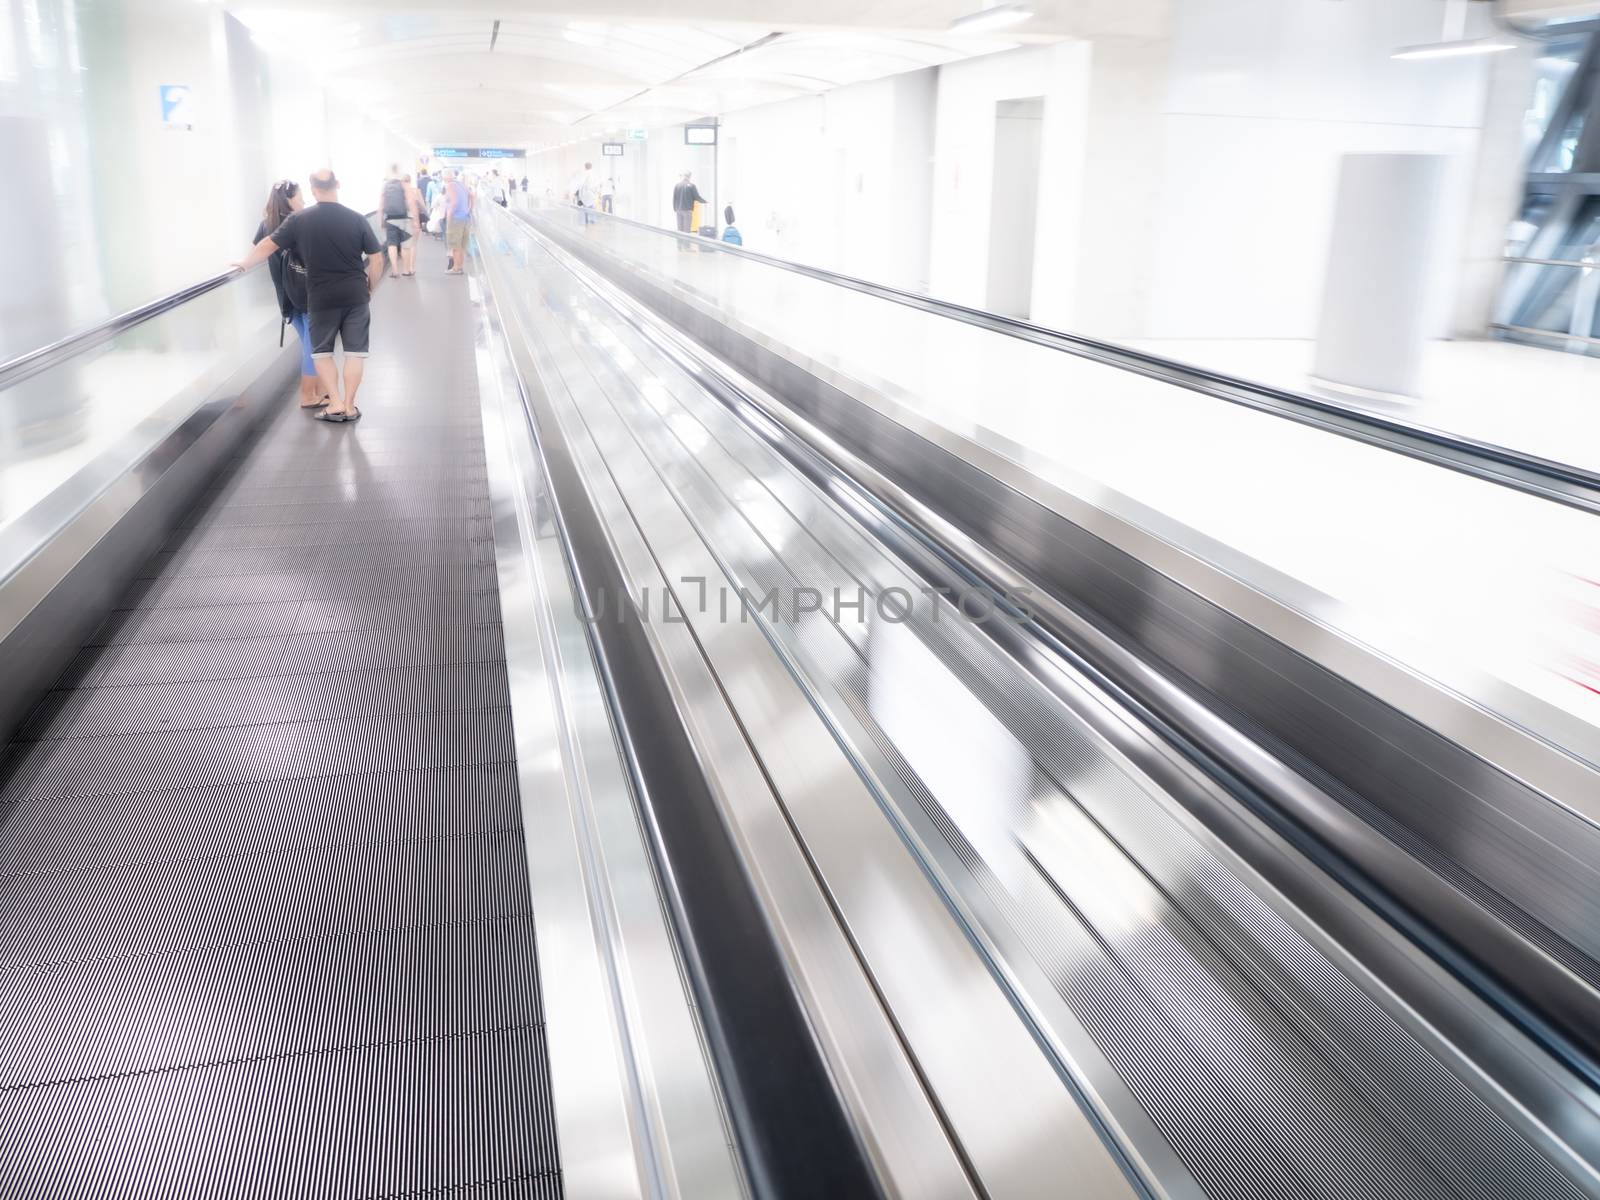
[1121, 0, 1496, 342]
[521, 0, 1520, 345]
[928, 42, 1092, 324]
[4, 0, 416, 351]
[526, 69, 938, 292]
[719, 70, 938, 289]
[526, 133, 709, 227]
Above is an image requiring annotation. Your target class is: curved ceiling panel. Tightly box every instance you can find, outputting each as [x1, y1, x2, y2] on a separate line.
[233, 5, 1033, 149]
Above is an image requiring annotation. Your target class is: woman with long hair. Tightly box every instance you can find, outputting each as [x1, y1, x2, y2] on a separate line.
[253, 179, 328, 409]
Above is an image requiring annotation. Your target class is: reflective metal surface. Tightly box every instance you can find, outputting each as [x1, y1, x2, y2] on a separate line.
[478, 265, 739, 1199]
[527, 206, 1600, 1049]
[0, 333, 297, 747]
[547, 208, 1600, 516]
[600, 259, 1600, 1185]
[480, 202, 1151, 1199]
[480, 211, 940, 1198]
[524, 204, 1600, 844]
[482, 205, 1600, 1199]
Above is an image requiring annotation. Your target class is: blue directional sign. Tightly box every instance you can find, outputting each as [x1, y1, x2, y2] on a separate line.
[159, 84, 195, 130]
[433, 146, 525, 159]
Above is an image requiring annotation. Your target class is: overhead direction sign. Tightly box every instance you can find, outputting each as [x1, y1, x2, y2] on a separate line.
[432, 146, 525, 158]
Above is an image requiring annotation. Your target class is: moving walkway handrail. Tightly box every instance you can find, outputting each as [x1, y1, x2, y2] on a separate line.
[503, 210, 1600, 1192]
[0, 266, 262, 392]
[0, 210, 381, 393]
[555, 205, 1600, 516]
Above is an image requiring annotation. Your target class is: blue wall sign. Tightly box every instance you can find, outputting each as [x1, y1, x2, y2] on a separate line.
[433, 146, 525, 159]
[159, 84, 195, 130]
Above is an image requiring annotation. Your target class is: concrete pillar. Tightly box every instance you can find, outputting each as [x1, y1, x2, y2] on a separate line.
[1313, 152, 1450, 399]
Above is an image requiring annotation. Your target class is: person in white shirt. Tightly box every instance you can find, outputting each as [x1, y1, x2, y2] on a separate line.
[570, 162, 596, 224]
[598, 176, 615, 214]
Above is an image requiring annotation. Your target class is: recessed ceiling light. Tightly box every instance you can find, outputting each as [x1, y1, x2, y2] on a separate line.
[949, 3, 1032, 34]
[1391, 38, 1516, 61]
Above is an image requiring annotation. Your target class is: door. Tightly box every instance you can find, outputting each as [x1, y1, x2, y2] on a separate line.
[986, 97, 1044, 319]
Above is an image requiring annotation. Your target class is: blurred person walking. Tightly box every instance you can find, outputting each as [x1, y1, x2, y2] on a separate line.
[571, 162, 595, 224]
[252, 179, 330, 410]
[378, 164, 411, 279]
[235, 168, 383, 423]
[671, 171, 704, 234]
[426, 172, 446, 238]
[598, 176, 615, 214]
[444, 169, 473, 274]
[401, 174, 423, 276]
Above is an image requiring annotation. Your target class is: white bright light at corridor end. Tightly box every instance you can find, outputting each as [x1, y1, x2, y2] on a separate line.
[1391, 38, 1517, 61]
[949, 3, 1033, 34]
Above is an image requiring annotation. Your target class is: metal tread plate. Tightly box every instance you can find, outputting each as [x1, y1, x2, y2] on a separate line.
[0, 245, 563, 1194]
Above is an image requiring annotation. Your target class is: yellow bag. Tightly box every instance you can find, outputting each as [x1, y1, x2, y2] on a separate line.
[690, 200, 703, 233]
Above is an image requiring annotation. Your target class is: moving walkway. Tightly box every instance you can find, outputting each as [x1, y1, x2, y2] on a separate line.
[0, 202, 1598, 1198]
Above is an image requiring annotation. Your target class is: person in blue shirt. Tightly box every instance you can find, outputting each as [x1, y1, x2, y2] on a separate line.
[425, 174, 445, 238]
[721, 205, 742, 246]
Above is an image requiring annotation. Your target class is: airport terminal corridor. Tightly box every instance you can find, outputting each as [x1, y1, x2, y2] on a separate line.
[8, 1, 1600, 1197]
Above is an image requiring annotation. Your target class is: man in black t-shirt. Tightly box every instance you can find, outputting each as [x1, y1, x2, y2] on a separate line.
[234, 169, 383, 423]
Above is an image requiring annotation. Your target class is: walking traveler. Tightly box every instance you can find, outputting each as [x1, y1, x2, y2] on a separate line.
[426, 172, 445, 237]
[671, 171, 704, 234]
[401, 173, 423, 276]
[599, 176, 615, 214]
[571, 162, 595, 224]
[235, 168, 383, 423]
[444, 169, 473, 274]
[379, 164, 411, 279]
[252, 179, 329, 410]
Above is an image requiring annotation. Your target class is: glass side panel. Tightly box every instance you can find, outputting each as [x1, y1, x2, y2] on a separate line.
[0, 267, 279, 544]
[1528, 38, 1594, 173]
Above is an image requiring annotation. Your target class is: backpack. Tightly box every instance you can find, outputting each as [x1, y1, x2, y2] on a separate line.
[382, 178, 407, 218]
[282, 246, 309, 312]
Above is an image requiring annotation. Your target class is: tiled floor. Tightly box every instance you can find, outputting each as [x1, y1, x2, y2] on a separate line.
[0, 240, 562, 1197]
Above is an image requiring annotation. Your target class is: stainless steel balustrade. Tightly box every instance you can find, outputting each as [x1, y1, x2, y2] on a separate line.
[477, 201, 1600, 1200]
[0, 212, 381, 746]
[0, 219, 742, 1198]
[0, 251, 291, 747]
[533, 205, 1600, 514]
[519, 206, 1600, 1094]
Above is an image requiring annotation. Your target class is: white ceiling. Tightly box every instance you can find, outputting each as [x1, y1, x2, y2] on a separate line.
[232, 7, 1046, 150]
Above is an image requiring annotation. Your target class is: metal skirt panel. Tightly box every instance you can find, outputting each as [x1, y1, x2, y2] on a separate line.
[533, 225, 1600, 1200]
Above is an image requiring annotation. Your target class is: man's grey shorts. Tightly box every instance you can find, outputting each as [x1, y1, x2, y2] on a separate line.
[309, 303, 371, 359]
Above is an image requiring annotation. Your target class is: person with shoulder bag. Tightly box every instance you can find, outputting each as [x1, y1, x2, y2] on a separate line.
[253, 180, 329, 410]
[378, 165, 411, 279]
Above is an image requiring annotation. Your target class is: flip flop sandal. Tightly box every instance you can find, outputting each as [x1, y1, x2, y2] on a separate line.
[342, 408, 362, 422]
[299, 399, 330, 410]
[314, 410, 348, 423]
